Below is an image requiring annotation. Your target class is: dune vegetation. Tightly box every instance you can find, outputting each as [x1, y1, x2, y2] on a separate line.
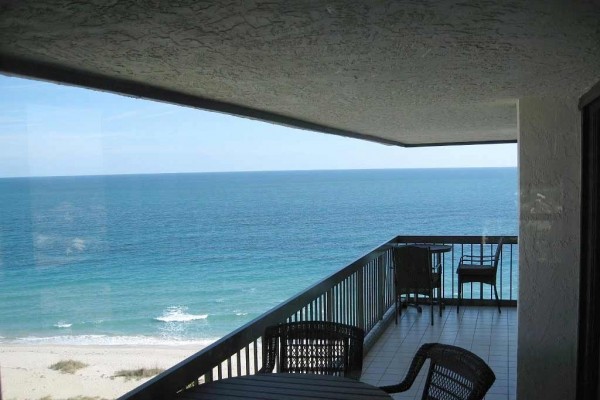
[113, 367, 165, 380]
[49, 360, 89, 374]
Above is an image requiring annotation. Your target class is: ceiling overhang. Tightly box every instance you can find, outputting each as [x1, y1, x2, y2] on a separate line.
[1, 1, 599, 147]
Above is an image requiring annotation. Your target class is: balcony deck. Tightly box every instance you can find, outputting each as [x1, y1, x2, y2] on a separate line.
[361, 306, 517, 400]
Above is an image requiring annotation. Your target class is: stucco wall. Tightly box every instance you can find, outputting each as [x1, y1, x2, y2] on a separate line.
[517, 97, 581, 399]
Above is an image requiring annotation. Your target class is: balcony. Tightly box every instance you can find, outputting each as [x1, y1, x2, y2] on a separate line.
[120, 235, 518, 400]
[363, 305, 517, 399]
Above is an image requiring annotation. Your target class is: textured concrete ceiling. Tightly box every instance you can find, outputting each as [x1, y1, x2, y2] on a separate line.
[1, 1, 599, 146]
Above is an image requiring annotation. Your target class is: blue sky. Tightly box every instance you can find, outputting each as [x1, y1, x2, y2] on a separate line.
[0, 75, 517, 178]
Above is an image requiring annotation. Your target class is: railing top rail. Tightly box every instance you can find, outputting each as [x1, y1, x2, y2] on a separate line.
[394, 235, 518, 245]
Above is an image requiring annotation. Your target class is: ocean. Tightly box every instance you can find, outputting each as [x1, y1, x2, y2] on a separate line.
[0, 168, 517, 346]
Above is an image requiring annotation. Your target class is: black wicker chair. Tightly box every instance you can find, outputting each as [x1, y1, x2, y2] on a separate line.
[261, 321, 364, 380]
[457, 238, 504, 314]
[393, 245, 441, 325]
[380, 343, 496, 400]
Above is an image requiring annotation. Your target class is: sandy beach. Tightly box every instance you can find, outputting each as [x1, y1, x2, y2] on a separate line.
[0, 344, 202, 400]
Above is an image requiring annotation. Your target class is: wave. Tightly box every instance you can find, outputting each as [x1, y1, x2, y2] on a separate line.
[54, 322, 72, 328]
[71, 237, 86, 251]
[154, 306, 208, 323]
[3, 334, 216, 347]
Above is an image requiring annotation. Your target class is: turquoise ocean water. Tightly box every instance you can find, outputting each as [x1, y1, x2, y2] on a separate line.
[0, 168, 517, 346]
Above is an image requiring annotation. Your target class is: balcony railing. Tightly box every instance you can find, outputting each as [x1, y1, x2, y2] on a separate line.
[120, 235, 517, 400]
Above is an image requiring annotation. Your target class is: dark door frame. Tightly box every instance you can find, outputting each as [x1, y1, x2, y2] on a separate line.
[577, 80, 600, 400]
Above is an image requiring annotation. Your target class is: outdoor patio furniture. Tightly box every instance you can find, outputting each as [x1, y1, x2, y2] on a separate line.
[379, 343, 496, 400]
[393, 245, 441, 325]
[261, 321, 364, 380]
[457, 238, 504, 313]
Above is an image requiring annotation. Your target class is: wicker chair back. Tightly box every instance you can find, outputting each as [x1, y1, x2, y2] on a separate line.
[262, 321, 364, 380]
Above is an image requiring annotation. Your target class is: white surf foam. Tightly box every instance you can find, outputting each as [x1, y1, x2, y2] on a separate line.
[54, 322, 72, 328]
[5, 334, 216, 347]
[71, 237, 86, 251]
[154, 306, 208, 323]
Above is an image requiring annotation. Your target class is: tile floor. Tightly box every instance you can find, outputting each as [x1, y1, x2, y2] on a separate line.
[361, 306, 517, 400]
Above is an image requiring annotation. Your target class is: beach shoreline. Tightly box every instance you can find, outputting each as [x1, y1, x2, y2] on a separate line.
[0, 343, 202, 400]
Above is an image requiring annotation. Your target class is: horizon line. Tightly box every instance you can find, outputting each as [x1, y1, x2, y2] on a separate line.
[0, 165, 518, 179]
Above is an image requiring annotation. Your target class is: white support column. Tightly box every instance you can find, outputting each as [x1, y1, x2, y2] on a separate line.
[517, 97, 581, 399]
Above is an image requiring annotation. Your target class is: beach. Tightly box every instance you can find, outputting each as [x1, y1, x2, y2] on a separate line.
[0, 344, 201, 400]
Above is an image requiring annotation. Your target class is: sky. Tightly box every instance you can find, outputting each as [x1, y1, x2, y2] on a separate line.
[0, 75, 517, 178]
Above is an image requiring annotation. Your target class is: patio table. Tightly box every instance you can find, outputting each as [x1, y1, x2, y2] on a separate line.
[177, 373, 392, 399]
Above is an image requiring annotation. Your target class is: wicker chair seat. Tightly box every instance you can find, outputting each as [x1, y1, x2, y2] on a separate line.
[457, 264, 495, 276]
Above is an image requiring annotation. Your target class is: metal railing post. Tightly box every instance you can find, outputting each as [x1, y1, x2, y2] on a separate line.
[377, 255, 385, 320]
[357, 268, 365, 330]
[326, 288, 333, 322]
